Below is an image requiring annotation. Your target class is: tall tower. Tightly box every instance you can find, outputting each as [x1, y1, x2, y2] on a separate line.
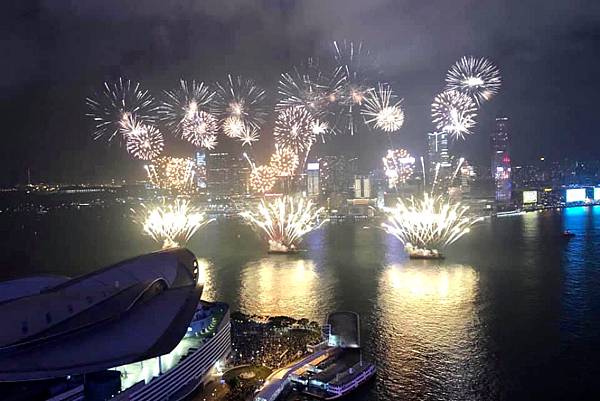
[427, 132, 451, 186]
[491, 117, 512, 204]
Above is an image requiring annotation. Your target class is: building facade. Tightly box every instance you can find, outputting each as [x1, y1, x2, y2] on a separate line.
[491, 117, 512, 204]
[206, 152, 251, 196]
[427, 132, 451, 185]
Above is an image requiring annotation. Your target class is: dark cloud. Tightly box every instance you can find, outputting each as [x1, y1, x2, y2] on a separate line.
[1, 0, 599, 184]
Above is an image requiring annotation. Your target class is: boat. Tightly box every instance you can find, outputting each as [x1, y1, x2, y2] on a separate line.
[405, 244, 445, 260]
[562, 230, 576, 238]
[267, 240, 299, 254]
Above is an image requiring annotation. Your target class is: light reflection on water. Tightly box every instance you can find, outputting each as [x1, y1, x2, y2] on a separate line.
[3, 207, 600, 400]
[371, 264, 487, 400]
[237, 257, 335, 321]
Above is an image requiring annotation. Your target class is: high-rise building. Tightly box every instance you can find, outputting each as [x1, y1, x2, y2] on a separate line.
[319, 156, 358, 209]
[353, 175, 371, 199]
[427, 132, 451, 184]
[306, 162, 320, 197]
[206, 152, 251, 196]
[195, 151, 207, 191]
[491, 116, 512, 204]
[319, 156, 357, 197]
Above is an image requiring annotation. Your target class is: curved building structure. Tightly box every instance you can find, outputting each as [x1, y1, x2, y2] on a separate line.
[0, 248, 202, 382]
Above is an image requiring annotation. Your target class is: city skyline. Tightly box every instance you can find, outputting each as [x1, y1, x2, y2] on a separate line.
[1, 1, 599, 185]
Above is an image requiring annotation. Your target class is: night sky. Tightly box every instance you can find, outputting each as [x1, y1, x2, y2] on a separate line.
[1, 0, 599, 185]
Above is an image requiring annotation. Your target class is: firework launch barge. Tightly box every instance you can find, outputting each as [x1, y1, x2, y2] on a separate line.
[405, 244, 445, 260]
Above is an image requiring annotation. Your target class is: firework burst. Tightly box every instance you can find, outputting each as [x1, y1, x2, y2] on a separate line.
[222, 116, 245, 138]
[431, 90, 477, 139]
[382, 148, 415, 188]
[145, 156, 196, 193]
[240, 196, 327, 252]
[180, 110, 219, 148]
[269, 146, 299, 177]
[249, 165, 277, 194]
[124, 121, 164, 161]
[382, 193, 482, 256]
[277, 58, 334, 119]
[160, 80, 215, 132]
[362, 83, 404, 133]
[446, 56, 501, 105]
[214, 75, 268, 136]
[274, 106, 316, 154]
[238, 125, 260, 147]
[86, 78, 158, 141]
[331, 40, 377, 135]
[132, 199, 212, 249]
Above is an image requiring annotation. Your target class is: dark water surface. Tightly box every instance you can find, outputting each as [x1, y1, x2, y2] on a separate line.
[1, 206, 600, 400]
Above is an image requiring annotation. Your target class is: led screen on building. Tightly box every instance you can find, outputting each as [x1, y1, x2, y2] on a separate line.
[523, 190, 537, 204]
[594, 187, 600, 201]
[566, 188, 586, 203]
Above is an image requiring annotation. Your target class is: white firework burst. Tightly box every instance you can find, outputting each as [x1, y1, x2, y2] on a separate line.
[124, 122, 164, 161]
[274, 106, 316, 154]
[200, 134, 218, 150]
[277, 58, 334, 119]
[160, 80, 215, 135]
[446, 56, 501, 105]
[362, 83, 404, 133]
[238, 125, 260, 147]
[181, 110, 219, 148]
[222, 116, 245, 138]
[431, 90, 477, 139]
[86, 77, 158, 141]
[311, 119, 331, 142]
[214, 75, 268, 132]
[330, 40, 378, 135]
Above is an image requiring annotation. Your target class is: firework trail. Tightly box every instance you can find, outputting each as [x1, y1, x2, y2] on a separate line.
[132, 199, 212, 249]
[446, 56, 501, 105]
[362, 83, 405, 133]
[240, 196, 327, 252]
[86, 77, 159, 141]
[214, 75, 268, 138]
[431, 90, 477, 139]
[277, 58, 334, 119]
[330, 40, 377, 135]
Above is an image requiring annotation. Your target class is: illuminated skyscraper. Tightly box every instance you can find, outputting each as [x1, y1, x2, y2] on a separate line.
[206, 152, 251, 196]
[306, 162, 320, 196]
[491, 116, 512, 204]
[195, 151, 207, 191]
[427, 132, 451, 183]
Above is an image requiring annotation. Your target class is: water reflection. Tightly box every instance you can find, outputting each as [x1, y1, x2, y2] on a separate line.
[238, 257, 335, 321]
[373, 263, 488, 400]
[196, 258, 216, 302]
